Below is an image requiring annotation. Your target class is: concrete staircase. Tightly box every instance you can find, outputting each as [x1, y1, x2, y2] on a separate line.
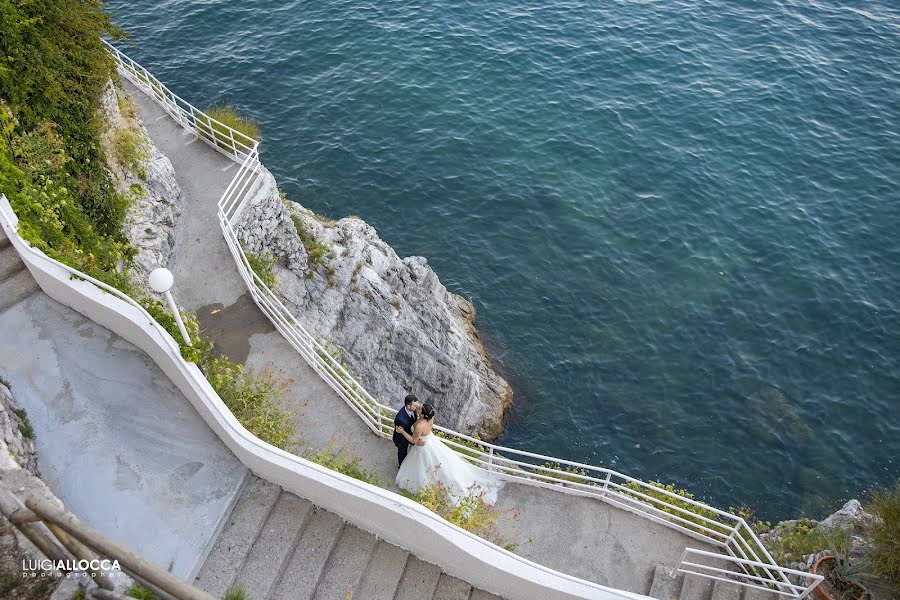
[196, 475, 502, 600]
[647, 565, 780, 600]
[0, 228, 39, 314]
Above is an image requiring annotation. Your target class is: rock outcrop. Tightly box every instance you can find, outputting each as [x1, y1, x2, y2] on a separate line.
[236, 168, 512, 439]
[0, 376, 38, 475]
[99, 82, 183, 288]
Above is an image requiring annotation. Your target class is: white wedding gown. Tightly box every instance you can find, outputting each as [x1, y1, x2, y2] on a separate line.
[395, 432, 504, 505]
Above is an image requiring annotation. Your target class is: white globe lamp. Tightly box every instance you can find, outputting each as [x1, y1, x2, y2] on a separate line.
[148, 268, 191, 346]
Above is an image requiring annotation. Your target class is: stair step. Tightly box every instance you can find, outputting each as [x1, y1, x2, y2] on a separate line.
[680, 573, 713, 600]
[195, 476, 281, 597]
[235, 491, 314, 600]
[270, 508, 345, 600]
[649, 565, 682, 600]
[0, 267, 38, 313]
[743, 586, 780, 600]
[470, 590, 503, 600]
[711, 578, 743, 600]
[432, 573, 473, 600]
[353, 540, 410, 600]
[0, 243, 24, 282]
[394, 557, 442, 600]
[310, 525, 378, 600]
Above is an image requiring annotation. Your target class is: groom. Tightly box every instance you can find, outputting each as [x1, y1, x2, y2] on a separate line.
[393, 394, 424, 467]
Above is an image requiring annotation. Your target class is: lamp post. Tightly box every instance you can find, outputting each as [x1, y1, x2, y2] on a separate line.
[149, 268, 192, 347]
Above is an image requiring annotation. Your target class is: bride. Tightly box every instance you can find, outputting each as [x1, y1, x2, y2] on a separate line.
[394, 402, 504, 505]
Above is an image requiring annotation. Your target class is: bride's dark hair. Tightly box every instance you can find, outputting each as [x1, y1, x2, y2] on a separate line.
[421, 402, 436, 420]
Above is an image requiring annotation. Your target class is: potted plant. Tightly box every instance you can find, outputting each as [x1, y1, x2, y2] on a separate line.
[811, 527, 897, 600]
[811, 544, 867, 600]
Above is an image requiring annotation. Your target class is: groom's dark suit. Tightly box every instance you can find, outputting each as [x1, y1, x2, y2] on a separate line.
[393, 406, 417, 467]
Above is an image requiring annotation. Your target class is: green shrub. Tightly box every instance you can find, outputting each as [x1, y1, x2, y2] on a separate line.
[125, 584, 158, 600]
[867, 481, 900, 587]
[12, 408, 33, 439]
[112, 127, 148, 179]
[245, 250, 277, 289]
[0, 0, 126, 237]
[767, 518, 829, 564]
[621, 480, 734, 538]
[140, 297, 296, 451]
[222, 583, 250, 600]
[202, 105, 259, 151]
[290, 214, 329, 268]
[402, 482, 514, 550]
[304, 443, 382, 486]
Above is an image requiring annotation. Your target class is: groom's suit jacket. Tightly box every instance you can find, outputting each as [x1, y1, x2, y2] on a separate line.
[393, 407, 416, 449]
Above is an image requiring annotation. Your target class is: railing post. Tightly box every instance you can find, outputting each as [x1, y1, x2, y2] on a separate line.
[488, 447, 495, 472]
[601, 472, 612, 496]
[673, 548, 688, 578]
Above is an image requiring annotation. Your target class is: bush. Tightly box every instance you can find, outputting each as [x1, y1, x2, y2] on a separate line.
[222, 583, 250, 600]
[867, 481, 900, 587]
[304, 443, 382, 486]
[290, 214, 329, 268]
[202, 105, 259, 152]
[12, 408, 33, 440]
[621, 480, 734, 538]
[245, 250, 277, 289]
[0, 0, 126, 237]
[112, 127, 148, 179]
[767, 518, 830, 564]
[140, 297, 296, 451]
[402, 482, 514, 550]
[125, 584, 158, 600]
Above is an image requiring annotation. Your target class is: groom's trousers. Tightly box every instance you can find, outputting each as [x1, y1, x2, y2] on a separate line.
[397, 442, 409, 467]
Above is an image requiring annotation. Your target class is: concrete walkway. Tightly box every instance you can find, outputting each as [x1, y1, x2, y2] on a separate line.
[0, 234, 247, 578]
[127, 78, 719, 595]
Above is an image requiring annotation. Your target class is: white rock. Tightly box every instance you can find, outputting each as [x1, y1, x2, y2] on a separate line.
[233, 169, 512, 438]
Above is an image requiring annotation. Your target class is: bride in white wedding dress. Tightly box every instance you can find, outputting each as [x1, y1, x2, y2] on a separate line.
[394, 402, 504, 505]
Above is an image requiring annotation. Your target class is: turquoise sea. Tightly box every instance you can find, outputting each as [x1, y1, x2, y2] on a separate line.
[106, 0, 900, 521]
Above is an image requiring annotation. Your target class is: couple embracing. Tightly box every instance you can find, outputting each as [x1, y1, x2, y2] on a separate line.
[392, 394, 504, 505]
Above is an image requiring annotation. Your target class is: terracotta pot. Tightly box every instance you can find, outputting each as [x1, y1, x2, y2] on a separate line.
[810, 555, 866, 600]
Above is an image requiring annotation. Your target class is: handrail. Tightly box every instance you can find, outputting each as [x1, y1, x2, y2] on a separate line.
[673, 548, 823, 600]
[103, 41, 259, 163]
[0, 477, 215, 600]
[103, 44, 805, 597]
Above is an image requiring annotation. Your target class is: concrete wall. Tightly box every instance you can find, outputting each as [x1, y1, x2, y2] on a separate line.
[0, 197, 650, 600]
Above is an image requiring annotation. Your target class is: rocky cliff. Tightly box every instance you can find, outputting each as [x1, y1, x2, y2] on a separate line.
[236, 168, 512, 439]
[99, 82, 183, 288]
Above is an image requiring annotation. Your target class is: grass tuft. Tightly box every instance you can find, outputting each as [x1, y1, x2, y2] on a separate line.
[112, 127, 148, 179]
[401, 481, 515, 550]
[126, 584, 159, 600]
[867, 481, 900, 587]
[304, 442, 382, 486]
[203, 105, 260, 151]
[290, 214, 330, 269]
[245, 250, 277, 290]
[222, 583, 250, 600]
[12, 408, 34, 440]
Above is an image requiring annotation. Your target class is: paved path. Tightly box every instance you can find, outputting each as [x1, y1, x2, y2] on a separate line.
[0, 229, 247, 579]
[127, 77, 719, 595]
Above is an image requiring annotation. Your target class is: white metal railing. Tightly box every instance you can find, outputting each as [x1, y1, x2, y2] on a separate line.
[673, 549, 822, 599]
[106, 44, 821, 599]
[103, 40, 259, 163]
